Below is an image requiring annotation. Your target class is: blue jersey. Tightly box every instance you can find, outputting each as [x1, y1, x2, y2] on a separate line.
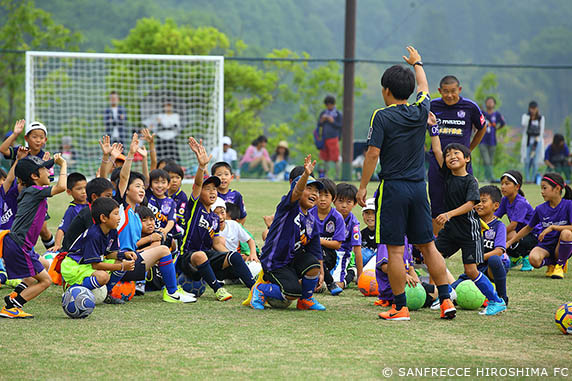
[218, 189, 247, 219]
[260, 189, 321, 272]
[340, 212, 361, 253]
[367, 91, 430, 181]
[67, 224, 119, 265]
[181, 194, 220, 253]
[0, 180, 19, 230]
[58, 202, 88, 233]
[146, 190, 176, 231]
[310, 207, 345, 243]
[117, 195, 141, 252]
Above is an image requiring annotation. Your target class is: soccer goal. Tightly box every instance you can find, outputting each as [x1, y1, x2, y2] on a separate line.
[26, 51, 224, 176]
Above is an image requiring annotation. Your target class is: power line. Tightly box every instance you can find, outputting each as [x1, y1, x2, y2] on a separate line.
[1, 48, 571, 70]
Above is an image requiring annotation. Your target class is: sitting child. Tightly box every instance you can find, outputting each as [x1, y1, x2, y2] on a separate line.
[53, 172, 88, 251]
[361, 198, 381, 269]
[212, 198, 257, 262]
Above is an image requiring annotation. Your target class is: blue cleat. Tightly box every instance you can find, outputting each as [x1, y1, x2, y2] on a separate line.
[328, 283, 343, 296]
[297, 296, 326, 311]
[479, 300, 507, 316]
[249, 284, 266, 310]
[520, 256, 533, 272]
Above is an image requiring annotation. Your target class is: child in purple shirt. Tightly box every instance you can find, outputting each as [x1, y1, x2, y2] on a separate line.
[507, 172, 572, 279]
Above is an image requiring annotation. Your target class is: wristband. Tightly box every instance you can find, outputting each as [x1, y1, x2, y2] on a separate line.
[413, 61, 423, 67]
[428, 124, 440, 137]
[120, 262, 124, 271]
[125, 157, 134, 161]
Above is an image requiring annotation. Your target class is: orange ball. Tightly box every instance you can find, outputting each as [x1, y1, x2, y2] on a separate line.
[357, 269, 379, 296]
[110, 281, 136, 301]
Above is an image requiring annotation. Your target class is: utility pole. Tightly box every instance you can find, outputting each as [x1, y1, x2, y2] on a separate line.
[341, 0, 356, 181]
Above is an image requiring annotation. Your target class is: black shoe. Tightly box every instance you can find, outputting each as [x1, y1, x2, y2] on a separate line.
[104, 295, 125, 304]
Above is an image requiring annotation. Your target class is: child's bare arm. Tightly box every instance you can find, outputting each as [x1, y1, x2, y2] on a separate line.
[320, 239, 342, 250]
[53, 229, 65, 252]
[353, 245, 363, 280]
[291, 154, 315, 203]
[0, 119, 24, 157]
[51, 154, 68, 196]
[506, 225, 532, 248]
[117, 133, 139, 198]
[246, 238, 258, 262]
[435, 201, 475, 226]
[141, 129, 157, 171]
[483, 248, 504, 261]
[402, 46, 428, 94]
[188, 137, 211, 200]
[92, 260, 134, 272]
[138, 145, 149, 186]
[3, 147, 26, 193]
[159, 221, 175, 238]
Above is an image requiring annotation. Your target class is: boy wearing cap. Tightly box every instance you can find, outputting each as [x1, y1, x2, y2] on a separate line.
[0, 153, 67, 319]
[249, 155, 326, 311]
[212, 198, 257, 261]
[178, 138, 255, 301]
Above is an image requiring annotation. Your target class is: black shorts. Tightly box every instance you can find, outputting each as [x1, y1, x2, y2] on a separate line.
[264, 253, 320, 298]
[435, 232, 484, 265]
[322, 247, 337, 272]
[506, 232, 538, 258]
[121, 252, 147, 281]
[177, 249, 231, 281]
[376, 179, 434, 246]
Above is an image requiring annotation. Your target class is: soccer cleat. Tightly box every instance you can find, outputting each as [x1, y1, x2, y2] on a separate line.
[479, 300, 507, 316]
[520, 256, 533, 271]
[249, 284, 266, 310]
[327, 283, 343, 296]
[4, 279, 22, 288]
[440, 298, 456, 319]
[545, 265, 555, 277]
[135, 282, 146, 296]
[297, 297, 326, 311]
[378, 305, 410, 321]
[177, 285, 196, 298]
[374, 299, 391, 307]
[0, 306, 34, 319]
[104, 295, 125, 304]
[430, 298, 440, 310]
[564, 260, 569, 274]
[215, 287, 232, 302]
[551, 264, 565, 279]
[509, 256, 523, 268]
[163, 288, 197, 303]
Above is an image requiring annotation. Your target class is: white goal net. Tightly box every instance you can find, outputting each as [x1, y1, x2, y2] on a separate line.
[26, 51, 224, 176]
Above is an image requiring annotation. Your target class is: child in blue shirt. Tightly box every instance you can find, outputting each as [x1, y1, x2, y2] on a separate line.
[250, 155, 326, 311]
[310, 178, 345, 295]
[212, 161, 247, 224]
[53, 172, 88, 251]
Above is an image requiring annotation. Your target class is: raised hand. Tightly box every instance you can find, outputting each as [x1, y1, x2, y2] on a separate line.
[137, 145, 147, 158]
[303, 154, 316, 176]
[128, 133, 139, 155]
[53, 153, 66, 166]
[188, 137, 211, 168]
[110, 142, 123, 160]
[42, 152, 51, 161]
[13, 119, 25, 136]
[99, 135, 112, 156]
[16, 146, 29, 160]
[141, 128, 155, 144]
[402, 45, 421, 66]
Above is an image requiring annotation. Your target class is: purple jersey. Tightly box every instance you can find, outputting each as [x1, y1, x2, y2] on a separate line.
[310, 207, 345, 243]
[340, 211, 360, 253]
[544, 144, 570, 166]
[218, 189, 247, 219]
[58, 202, 88, 233]
[481, 110, 506, 146]
[0, 180, 19, 230]
[528, 199, 572, 246]
[430, 97, 486, 151]
[67, 224, 119, 264]
[495, 195, 536, 233]
[169, 188, 188, 227]
[9, 185, 52, 252]
[259, 188, 321, 272]
[146, 190, 176, 231]
[181, 194, 220, 253]
[482, 218, 510, 269]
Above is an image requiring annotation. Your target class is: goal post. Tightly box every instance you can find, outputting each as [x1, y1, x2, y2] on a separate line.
[26, 51, 224, 176]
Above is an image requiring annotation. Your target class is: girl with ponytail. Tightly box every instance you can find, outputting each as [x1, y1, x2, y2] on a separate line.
[495, 170, 536, 271]
[506, 172, 572, 279]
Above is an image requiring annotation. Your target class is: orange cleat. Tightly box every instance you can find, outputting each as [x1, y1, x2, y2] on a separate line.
[440, 298, 456, 319]
[378, 305, 410, 321]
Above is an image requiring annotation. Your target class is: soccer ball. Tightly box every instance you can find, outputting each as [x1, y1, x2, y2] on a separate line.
[357, 269, 379, 296]
[91, 286, 108, 304]
[555, 302, 572, 335]
[267, 297, 292, 309]
[110, 281, 136, 301]
[177, 274, 206, 297]
[62, 286, 95, 319]
[455, 280, 485, 310]
[405, 283, 427, 311]
[42, 250, 58, 268]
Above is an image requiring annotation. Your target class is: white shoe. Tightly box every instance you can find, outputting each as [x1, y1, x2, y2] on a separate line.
[430, 298, 440, 310]
[178, 285, 196, 298]
[163, 288, 197, 303]
[450, 289, 457, 303]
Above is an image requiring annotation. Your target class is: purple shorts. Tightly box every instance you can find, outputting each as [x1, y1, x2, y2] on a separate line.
[536, 240, 558, 258]
[2, 234, 45, 279]
[427, 154, 473, 218]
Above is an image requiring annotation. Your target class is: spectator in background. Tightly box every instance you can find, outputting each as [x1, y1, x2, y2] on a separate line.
[60, 136, 75, 167]
[239, 135, 273, 178]
[521, 101, 545, 183]
[269, 140, 290, 181]
[480, 96, 506, 182]
[211, 136, 239, 176]
[317, 95, 342, 179]
[545, 133, 570, 180]
[104, 91, 128, 145]
[144, 100, 181, 163]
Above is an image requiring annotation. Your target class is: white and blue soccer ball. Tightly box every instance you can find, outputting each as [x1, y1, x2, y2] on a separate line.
[177, 274, 206, 297]
[62, 286, 96, 319]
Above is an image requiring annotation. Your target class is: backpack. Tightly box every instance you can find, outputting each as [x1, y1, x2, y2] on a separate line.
[527, 114, 542, 137]
[313, 125, 324, 150]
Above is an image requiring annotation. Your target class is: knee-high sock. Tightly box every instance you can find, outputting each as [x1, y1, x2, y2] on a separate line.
[487, 256, 507, 301]
[257, 283, 284, 300]
[228, 252, 254, 288]
[301, 273, 318, 300]
[557, 240, 572, 266]
[81, 276, 102, 290]
[106, 271, 125, 293]
[451, 273, 470, 289]
[0, 271, 6, 285]
[157, 254, 177, 294]
[473, 272, 503, 303]
[197, 260, 222, 292]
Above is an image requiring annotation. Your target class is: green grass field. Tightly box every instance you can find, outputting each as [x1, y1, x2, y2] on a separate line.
[1, 182, 571, 379]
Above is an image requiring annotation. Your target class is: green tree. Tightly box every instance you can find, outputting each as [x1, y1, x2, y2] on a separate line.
[0, 0, 81, 132]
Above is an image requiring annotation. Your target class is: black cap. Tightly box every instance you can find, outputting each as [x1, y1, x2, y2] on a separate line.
[15, 156, 54, 184]
[203, 175, 221, 187]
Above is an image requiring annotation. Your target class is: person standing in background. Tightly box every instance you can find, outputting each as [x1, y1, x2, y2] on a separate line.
[144, 100, 182, 163]
[104, 91, 128, 145]
[317, 95, 342, 179]
[480, 96, 506, 182]
[521, 101, 545, 183]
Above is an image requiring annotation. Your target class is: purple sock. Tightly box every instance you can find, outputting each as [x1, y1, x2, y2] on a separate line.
[557, 241, 572, 266]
